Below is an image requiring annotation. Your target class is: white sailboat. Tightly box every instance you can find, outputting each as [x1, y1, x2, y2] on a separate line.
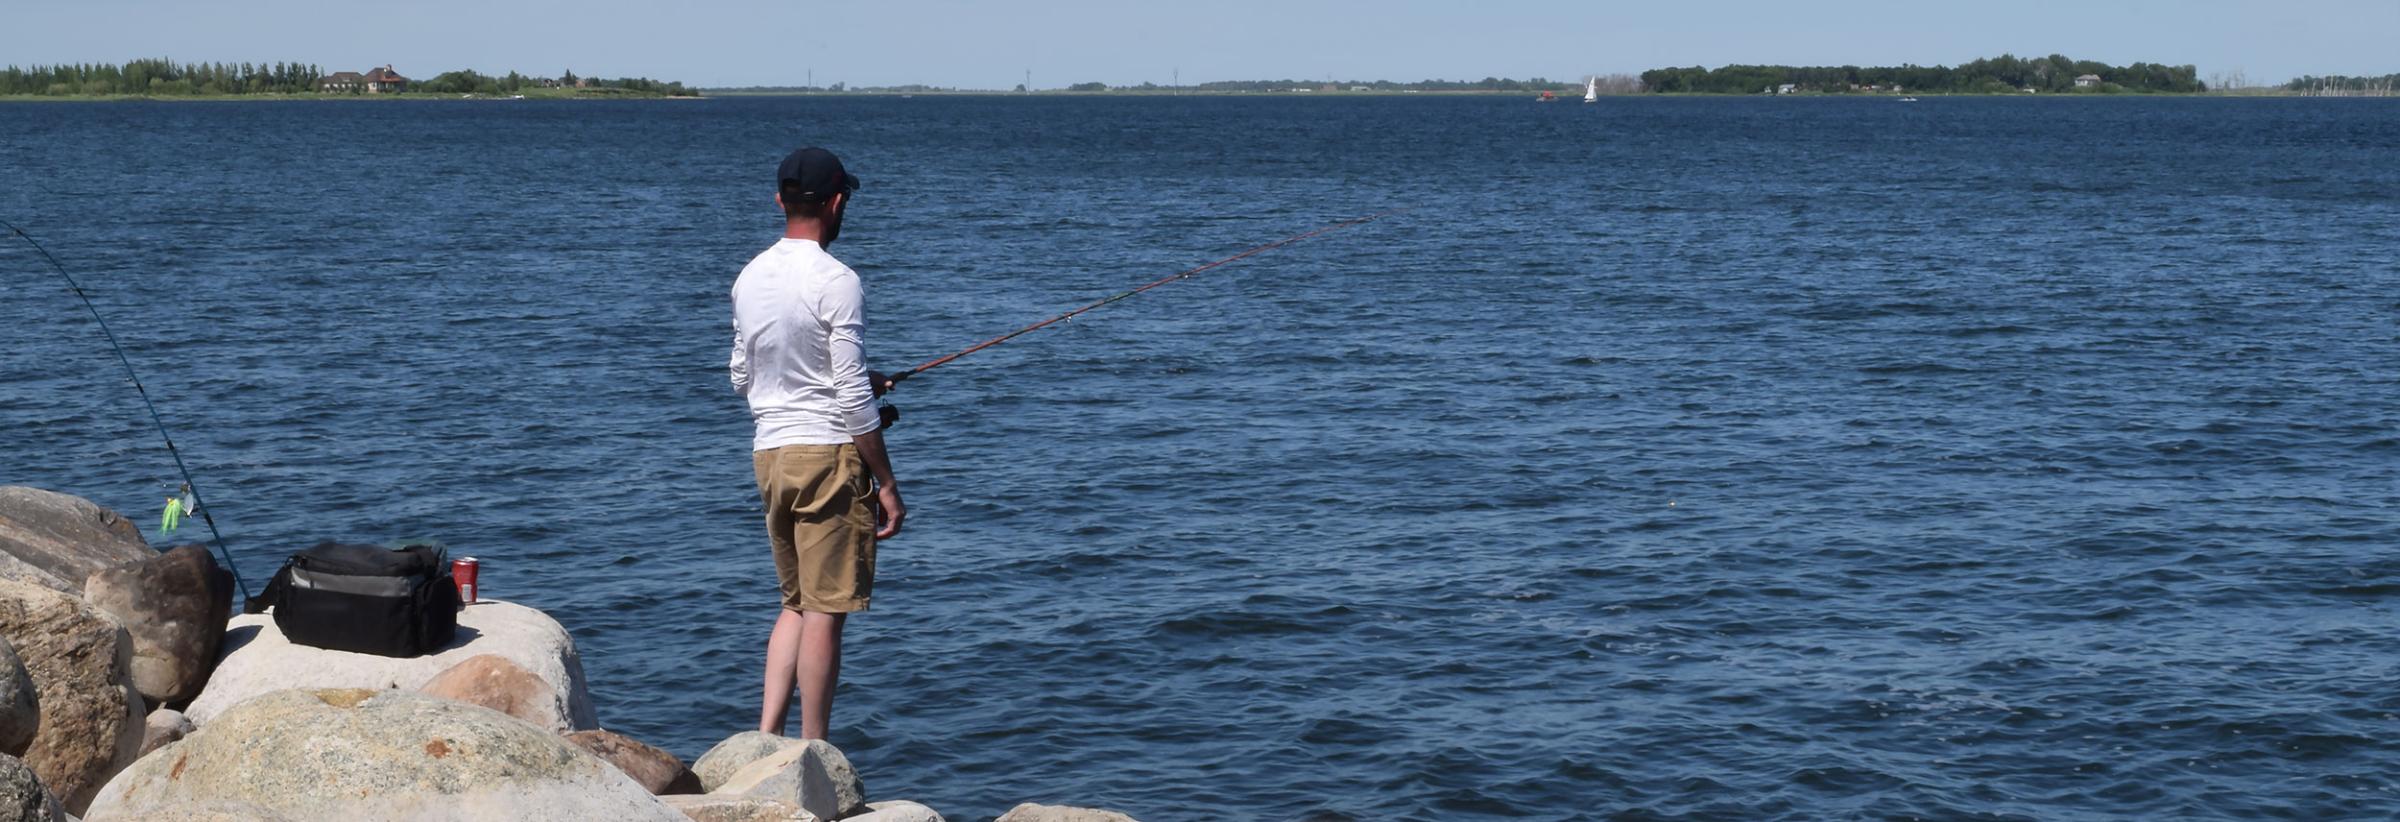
[1583, 76, 1599, 103]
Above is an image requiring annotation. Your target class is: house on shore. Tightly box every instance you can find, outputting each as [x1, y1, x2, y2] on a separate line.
[363, 66, 409, 93]
[2074, 74, 2103, 88]
[318, 66, 409, 93]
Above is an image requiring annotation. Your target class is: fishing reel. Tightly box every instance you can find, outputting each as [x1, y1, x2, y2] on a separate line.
[877, 402, 900, 431]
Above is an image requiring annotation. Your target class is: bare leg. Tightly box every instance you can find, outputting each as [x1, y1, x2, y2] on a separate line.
[794, 610, 846, 740]
[759, 608, 806, 734]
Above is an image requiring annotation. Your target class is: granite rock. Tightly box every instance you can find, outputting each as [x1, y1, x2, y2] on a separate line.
[81, 800, 291, 821]
[84, 689, 679, 822]
[0, 578, 143, 815]
[0, 487, 154, 597]
[185, 600, 597, 730]
[850, 800, 945, 822]
[0, 752, 65, 822]
[692, 731, 802, 793]
[81, 546, 233, 708]
[566, 729, 702, 796]
[716, 739, 867, 821]
[659, 794, 810, 822]
[994, 803, 1141, 822]
[420, 654, 573, 734]
[0, 637, 36, 758]
[135, 709, 192, 761]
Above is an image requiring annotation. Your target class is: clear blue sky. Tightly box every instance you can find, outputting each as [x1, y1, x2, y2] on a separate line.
[5, 0, 2394, 88]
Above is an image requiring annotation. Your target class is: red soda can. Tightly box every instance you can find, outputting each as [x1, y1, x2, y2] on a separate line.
[452, 557, 480, 605]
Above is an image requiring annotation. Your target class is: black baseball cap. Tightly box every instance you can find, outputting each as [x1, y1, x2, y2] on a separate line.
[777, 147, 861, 203]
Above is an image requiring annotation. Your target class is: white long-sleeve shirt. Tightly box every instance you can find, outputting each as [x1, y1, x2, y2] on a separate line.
[730, 238, 880, 450]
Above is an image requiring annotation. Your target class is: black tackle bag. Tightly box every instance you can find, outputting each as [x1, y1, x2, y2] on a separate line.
[243, 542, 459, 657]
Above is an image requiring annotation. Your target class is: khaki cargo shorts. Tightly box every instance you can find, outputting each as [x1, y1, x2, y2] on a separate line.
[753, 443, 876, 613]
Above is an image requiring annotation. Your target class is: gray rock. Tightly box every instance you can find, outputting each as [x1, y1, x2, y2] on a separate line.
[80, 546, 232, 708]
[0, 752, 65, 822]
[851, 800, 945, 822]
[184, 600, 597, 730]
[419, 654, 573, 734]
[994, 803, 1140, 822]
[0, 578, 144, 815]
[691, 731, 801, 793]
[0, 637, 36, 758]
[566, 729, 702, 796]
[135, 709, 191, 761]
[83, 689, 681, 822]
[82, 801, 289, 821]
[716, 739, 867, 821]
[0, 487, 154, 597]
[660, 794, 809, 822]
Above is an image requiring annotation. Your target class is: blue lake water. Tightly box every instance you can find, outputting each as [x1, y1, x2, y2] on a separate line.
[3, 95, 2398, 820]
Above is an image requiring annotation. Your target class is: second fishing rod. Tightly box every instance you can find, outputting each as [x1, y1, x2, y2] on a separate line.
[870, 209, 1401, 429]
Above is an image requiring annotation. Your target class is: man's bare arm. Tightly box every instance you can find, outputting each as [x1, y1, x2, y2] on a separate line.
[851, 428, 904, 538]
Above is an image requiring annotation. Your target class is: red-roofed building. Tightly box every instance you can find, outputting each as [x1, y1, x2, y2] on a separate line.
[363, 65, 409, 94]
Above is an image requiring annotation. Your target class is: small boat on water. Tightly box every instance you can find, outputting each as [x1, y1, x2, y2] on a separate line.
[1537, 90, 1557, 102]
[1584, 77, 1599, 103]
[1900, 96, 1919, 102]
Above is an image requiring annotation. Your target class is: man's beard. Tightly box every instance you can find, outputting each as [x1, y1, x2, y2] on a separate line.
[823, 205, 845, 246]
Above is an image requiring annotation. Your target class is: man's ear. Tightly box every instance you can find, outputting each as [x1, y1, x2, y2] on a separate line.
[828, 192, 846, 213]
[775, 192, 786, 213]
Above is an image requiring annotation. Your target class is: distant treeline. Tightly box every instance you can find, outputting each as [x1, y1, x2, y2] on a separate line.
[1, 59, 326, 96]
[1641, 54, 2204, 94]
[0, 58, 694, 97]
[2283, 74, 2400, 96]
[416, 69, 696, 97]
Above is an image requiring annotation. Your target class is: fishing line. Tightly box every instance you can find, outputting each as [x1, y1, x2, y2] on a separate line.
[886, 208, 1404, 387]
[4, 219, 251, 600]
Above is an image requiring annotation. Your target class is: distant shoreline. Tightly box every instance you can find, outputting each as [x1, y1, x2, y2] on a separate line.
[709, 89, 2355, 99]
[0, 89, 693, 103]
[4, 89, 2365, 103]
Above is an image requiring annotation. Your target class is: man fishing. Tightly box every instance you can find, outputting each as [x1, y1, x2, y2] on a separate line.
[730, 146, 904, 740]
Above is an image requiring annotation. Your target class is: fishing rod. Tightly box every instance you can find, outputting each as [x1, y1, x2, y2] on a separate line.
[883, 208, 1404, 393]
[4, 219, 251, 600]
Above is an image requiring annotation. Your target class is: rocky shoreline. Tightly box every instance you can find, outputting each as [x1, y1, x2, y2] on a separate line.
[0, 485, 1139, 822]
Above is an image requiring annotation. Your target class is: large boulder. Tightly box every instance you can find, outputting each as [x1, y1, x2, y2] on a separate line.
[0, 578, 144, 815]
[185, 600, 597, 730]
[420, 654, 573, 734]
[86, 801, 292, 821]
[81, 545, 233, 708]
[0, 487, 154, 596]
[692, 732, 802, 793]
[84, 689, 682, 822]
[994, 803, 1141, 822]
[716, 739, 867, 821]
[0, 752, 64, 822]
[565, 729, 701, 796]
[0, 637, 36, 758]
[659, 794, 808, 822]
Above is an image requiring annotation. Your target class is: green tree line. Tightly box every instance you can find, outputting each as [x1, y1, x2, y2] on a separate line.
[414, 69, 696, 96]
[1, 58, 695, 97]
[1640, 54, 2204, 94]
[1, 58, 326, 96]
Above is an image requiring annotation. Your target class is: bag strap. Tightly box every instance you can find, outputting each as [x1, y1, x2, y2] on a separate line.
[241, 561, 294, 615]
